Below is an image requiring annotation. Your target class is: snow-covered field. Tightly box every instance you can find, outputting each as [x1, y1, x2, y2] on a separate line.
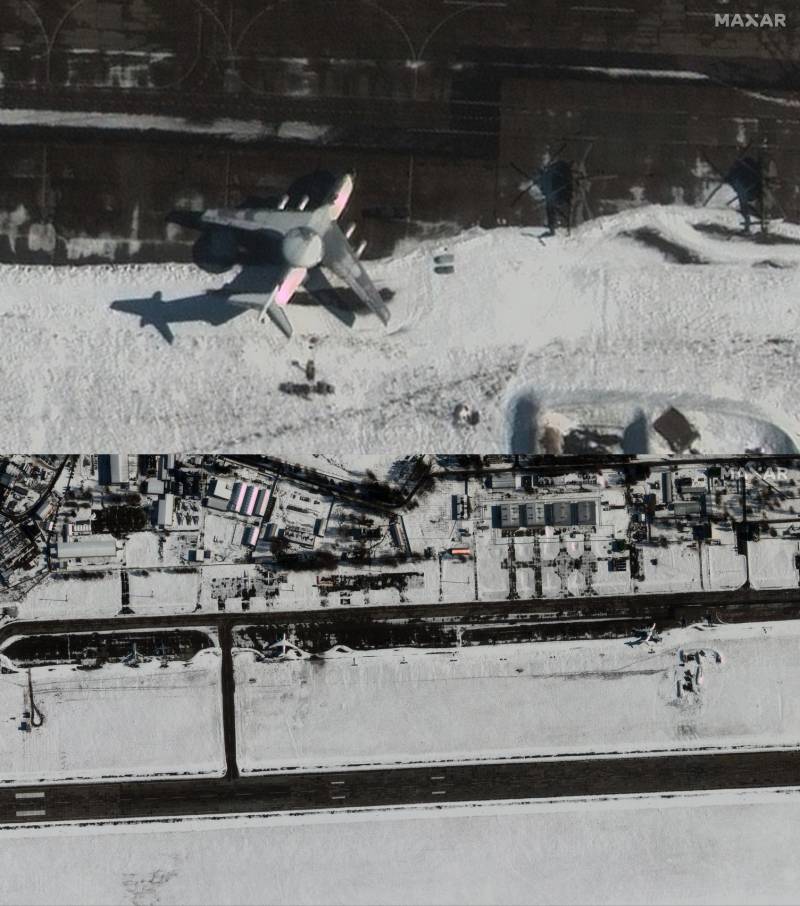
[748, 538, 800, 589]
[4, 205, 800, 450]
[0, 648, 224, 784]
[9, 571, 203, 621]
[235, 620, 800, 773]
[8, 572, 122, 620]
[2, 788, 800, 905]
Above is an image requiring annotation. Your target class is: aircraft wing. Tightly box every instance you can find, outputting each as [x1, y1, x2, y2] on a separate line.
[323, 224, 390, 326]
[199, 208, 310, 232]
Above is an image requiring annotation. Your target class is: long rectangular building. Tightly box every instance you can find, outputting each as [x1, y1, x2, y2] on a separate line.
[495, 499, 598, 530]
[156, 494, 174, 527]
[56, 538, 117, 560]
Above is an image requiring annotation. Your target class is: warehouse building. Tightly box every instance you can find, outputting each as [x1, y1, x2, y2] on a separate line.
[55, 537, 118, 561]
[495, 499, 598, 530]
[156, 493, 174, 528]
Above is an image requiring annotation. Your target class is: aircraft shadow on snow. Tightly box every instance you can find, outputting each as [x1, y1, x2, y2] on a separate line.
[111, 171, 394, 343]
[110, 265, 394, 345]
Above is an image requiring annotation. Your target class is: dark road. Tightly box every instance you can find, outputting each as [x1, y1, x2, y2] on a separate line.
[5, 582, 800, 640]
[4, 582, 800, 655]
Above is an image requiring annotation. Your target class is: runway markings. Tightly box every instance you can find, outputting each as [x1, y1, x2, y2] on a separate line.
[444, 0, 507, 5]
[330, 780, 347, 801]
[431, 790, 447, 796]
[14, 792, 46, 819]
[430, 775, 446, 781]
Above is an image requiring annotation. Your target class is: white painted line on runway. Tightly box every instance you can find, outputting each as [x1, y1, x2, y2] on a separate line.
[15, 809, 46, 817]
[14, 792, 45, 800]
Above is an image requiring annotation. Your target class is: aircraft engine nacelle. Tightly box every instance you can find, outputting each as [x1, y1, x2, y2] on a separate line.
[192, 227, 239, 273]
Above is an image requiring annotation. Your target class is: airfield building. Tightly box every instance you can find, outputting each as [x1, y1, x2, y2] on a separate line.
[55, 538, 118, 561]
[495, 499, 598, 530]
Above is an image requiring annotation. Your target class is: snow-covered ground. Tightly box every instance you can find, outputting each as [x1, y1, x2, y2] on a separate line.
[4, 205, 800, 450]
[5, 532, 794, 626]
[0, 647, 224, 785]
[8, 572, 122, 620]
[748, 538, 800, 589]
[126, 568, 201, 613]
[2, 788, 800, 905]
[9, 571, 203, 621]
[235, 620, 800, 773]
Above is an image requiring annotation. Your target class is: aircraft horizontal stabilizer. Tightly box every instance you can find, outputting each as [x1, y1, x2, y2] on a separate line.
[264, 303, 293, 339]
[258, 266, 307, 325]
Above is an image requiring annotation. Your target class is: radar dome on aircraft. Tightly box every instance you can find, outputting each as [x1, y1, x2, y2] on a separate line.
[282, 227, 324, 268]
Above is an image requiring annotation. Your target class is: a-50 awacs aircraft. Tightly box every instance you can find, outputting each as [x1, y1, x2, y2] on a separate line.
[181, 172, 390, 338]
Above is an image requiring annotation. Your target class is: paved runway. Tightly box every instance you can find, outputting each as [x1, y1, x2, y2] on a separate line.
[3, 749, 800, 826]
[3, 583, 800, 812]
